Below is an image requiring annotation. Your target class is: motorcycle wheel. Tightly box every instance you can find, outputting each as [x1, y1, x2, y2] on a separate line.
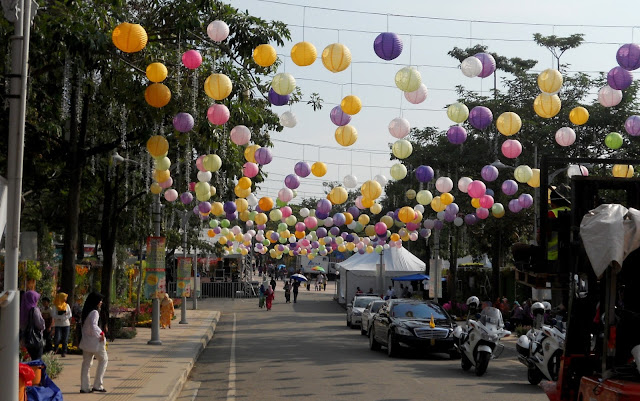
[369, 328, 381, 351]
[548, 350, 562, 381]
[461, 353, 472, 371]
[475, 351, 491, 376]
[387, 333, 398, 358]
[527, 367, 543, 385]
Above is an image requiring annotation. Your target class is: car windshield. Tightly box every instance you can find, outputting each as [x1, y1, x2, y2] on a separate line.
[479, 307, 504, 327]
[354, 297, 378, 308]
[391, 303, 449, 320]
[371, 302, 385, 313]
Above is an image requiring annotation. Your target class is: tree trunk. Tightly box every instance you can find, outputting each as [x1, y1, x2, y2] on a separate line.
[449, 229, 459, 304]
[100, 166, 120, 337]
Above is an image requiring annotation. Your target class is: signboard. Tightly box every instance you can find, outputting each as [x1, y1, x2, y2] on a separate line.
[176, 257, 192, 297]
[144, 236, 166, 299]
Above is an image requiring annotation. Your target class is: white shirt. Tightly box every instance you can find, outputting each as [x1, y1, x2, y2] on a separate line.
[79, 310, 104, 353]
[53, 304, 72, 327]
[387, 288, 396, 297]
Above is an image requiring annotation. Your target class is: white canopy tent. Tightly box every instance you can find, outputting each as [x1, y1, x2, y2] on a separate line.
[336, 246, 426, 304]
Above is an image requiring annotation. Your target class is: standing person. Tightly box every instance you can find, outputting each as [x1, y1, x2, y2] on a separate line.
[315, 275, 320, 291]
[292, 279, 300, 303]
[20, 290, 45, 360]
[270, 276, 277, 292]
[265, 285, 275, 311]
[323, 274, 327, 291]
[258, 282, 266, 309]
[71, 294, 84, 347]
[52, 292, 72, 357]
[306, 275, 311, 291]
[160, 293, 174, 329]
[40, 296, 54, 353]
[79, 292, 108, 393]
[386, 286, 396, 300]
[284, 281, 291, 303]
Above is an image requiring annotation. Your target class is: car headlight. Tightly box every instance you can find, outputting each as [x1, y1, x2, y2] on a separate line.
[395, 326, 412, 336]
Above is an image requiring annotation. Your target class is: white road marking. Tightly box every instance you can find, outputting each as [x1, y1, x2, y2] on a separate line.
[226, 313, 237, 401]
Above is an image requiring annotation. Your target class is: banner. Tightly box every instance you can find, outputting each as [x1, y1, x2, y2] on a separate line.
[144, 236, 166, 299]
[176, 257, 192, 297]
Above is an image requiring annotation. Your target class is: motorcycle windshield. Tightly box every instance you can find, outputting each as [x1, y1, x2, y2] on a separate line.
[479, 307, 504, 327]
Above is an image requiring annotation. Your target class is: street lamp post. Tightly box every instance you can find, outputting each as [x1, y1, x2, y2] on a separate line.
[147, 195, 162, 345]
[192, 221, 199, 311]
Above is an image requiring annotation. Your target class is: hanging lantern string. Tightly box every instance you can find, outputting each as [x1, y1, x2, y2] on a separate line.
[350, 150, 353, 175]
[399, 90, 403, 118]
[409, 34, 413, 66]
[302, 144, 305, 161]
[386, 14, 389, 32]
[350, 63, 353, 93]
[469, 21, 472, 48]
[303, 6, 306, 42]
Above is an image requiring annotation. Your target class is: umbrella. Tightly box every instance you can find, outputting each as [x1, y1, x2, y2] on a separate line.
[291, 273, 308, 282]
[311, 266, 325, 272]
[278, 264, 286, 270]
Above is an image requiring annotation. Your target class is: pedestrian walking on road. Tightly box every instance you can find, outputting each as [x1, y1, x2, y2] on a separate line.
[293, 280, 300, 303]
[53, 292, 72, 357]
[270, 276, 277, 292]
[160, 293, 174, 329]
[259, 283, 266, 308]
[20, 290, 45, 361]
[265, 285, 275, 311]
[284, 281, 291, 303]
[79, 292, 108, 394]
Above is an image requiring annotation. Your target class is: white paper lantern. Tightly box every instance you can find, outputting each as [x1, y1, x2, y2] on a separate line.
[598, 85, 623, 107]
[437, 211, 446, 221]
[197, 170, 212, 182]
[567, 164, 589, 177]
[388, 117, 411, 139]
[300, 207, 310, 217]
[458, 177, 472, 193]
[230, 125, 251, 145]
[374, 174, 388, 186]
[279, 111, 297, 128]
[461, 56, 483, 78]
[555, 127, 576, 147]
[404, 84, 428, 105]
[435, 177, 454, 193]
[454, 217, 464, 226]
[207, 20, 229, 42]
[414, 204, 425, 213]
[246, 193, 258, 207]
[343, 174, 358, 188]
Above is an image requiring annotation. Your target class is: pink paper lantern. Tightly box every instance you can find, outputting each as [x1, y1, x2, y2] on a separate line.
[159, 177, 173, 189]
[230, 125, 251, 146]
[164, 189, 178, 202]
[243, 162, 259, 178]
[501, 139, 522, 159]
[388, 117, 411, 139]
[475, 207, 489, 219]
[479, 195, 494, 209]
[281, 206, 292, 218]
[555, 127, 576, 147]
[304, 216, 318, 229]
[182, 50, 202, 69]
[196, 155, 207, 172]
[207, 104, 230, 125]
[404, 84, 428, 104]
[467, 180, 486, 198]
[278, 188, 294, 203]
[598, 85, 623, 107]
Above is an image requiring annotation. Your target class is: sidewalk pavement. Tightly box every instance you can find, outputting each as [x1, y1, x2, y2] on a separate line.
[53, 309, 219, 401]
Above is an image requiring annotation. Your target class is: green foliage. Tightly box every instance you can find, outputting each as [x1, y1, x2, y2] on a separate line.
[115, 327, 137, 339]
[25, 261, 43, 281]
[41, 352, 64, 379]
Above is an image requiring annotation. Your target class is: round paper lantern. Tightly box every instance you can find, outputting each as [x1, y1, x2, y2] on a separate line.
[392, 139, 412, 159]
[207, 20, 229, 42]
[555, 127, 576, 147]
[278, 188, 294, 203]
[204, 154, 222, 172]
[415, 165, 434, 183]
[461, 56, 483, 78]
[237, 177, 252, 190]
[435, 177, 453, 193]
[467, 180, 486, 198]
[230, 125, 251, 146]
[146, 63, 167, 83]
[259, 197, 274, 212]
[625, 115, 640, 136]
[567, 164, 589, 177]
[268, 88, 290, 106]
[389, 117, 411, 139]
[612, 164, 634, 178]
[173, 112, 194, 132]
[164, 188, 178, 202]
[518, 194, 534, 209]
[514, 165, 533, 183]
[145, 83, 171, 108]
[447, 102, 469, 123]
[373, 32, 403, 60]
[159, 177, 173, 189]
[335, 125, 358, 147]
[475, 207, 489, 220]
[254, 148, 273, 165]
[341, 95, 362, 115]
[272, 73, 296, 96]
[458, 177, 472, 193]
[395, 66, 422, 92]
[196, 171, 211, 183]
[501, 139, 522, 159]
[390, 163, 407, 180]
[607, 66, 633, 90]
[569, 106, 589, 125]
[374, 174, 388, 186]
[508, 199, 523, 213]
[280, 111, 297, 128]
[294, 161, 311, 177]
[155, 156, 171, 171]
[180, 192, 193, 205]
[150, 182, 162, 194]
[447, 125, 467, 145]
[322, 43, 351, 73]
[291, 41, 317, 66]
[207, 104, 230, 125]
[496, 112, 522, 136]
[361, 180, 382, 200]
[253, 44, 277, 67]
[605, 132, 623, 149]
[481, 165, 499, 182]
[243, 162, 259, 178]
[204, 74, 232, 100]
[331, 187, 348, 204]
[534, 93, 561, 118]
[616, 43, 640, 71]
[146, 135, 169, 157]
[416, 190, 433, 205]
[370, 203, 382, 214]
[398, 206, 415, 224]
[182, 50, 202, 69]
[479, 195, 494, 209]
[501, 179, 518, 196]
[528, 169, 541, 188]
[404, 84, 428, 104]
[598, 85, 623, 107]
[431, 197, 445, 212]
[112, 23, 147, 53]
[311, 162, 327, 177]
[282, 174, 299, 190]
[330, 106, 351, 126]
[537, 69, 563, 93]
[469, 106, 493, 130]
[406, 189, 417, 200]
[475, 53, 496, 78]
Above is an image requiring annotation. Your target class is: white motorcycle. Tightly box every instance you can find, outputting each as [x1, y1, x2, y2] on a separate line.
[454, 296, 511, 376]
[516, 301, 565, 384]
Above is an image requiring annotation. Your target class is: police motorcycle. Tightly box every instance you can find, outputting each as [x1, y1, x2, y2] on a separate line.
[453, 296, 511, 376]
[516, 301, 566, 384]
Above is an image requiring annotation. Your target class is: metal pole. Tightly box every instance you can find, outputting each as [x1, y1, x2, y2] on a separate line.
[148, 195, 162, 345]
[433, 230, 441, 303]
[192, 222, 199, 310]
[0, 0, 34, 397]
[378, 250, 384, 295]
[179, 211, 188, 324]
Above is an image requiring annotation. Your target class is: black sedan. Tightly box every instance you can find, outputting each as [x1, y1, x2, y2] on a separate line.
[369, 299, 458, 358]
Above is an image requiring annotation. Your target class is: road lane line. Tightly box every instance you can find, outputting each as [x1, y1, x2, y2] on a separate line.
[226, 313, 237, 401]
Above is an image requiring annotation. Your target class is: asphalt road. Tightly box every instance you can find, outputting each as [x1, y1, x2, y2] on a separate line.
[183, 281, 548, 401]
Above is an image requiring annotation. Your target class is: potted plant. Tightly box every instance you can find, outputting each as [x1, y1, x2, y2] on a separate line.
[25, 262, 42, 290]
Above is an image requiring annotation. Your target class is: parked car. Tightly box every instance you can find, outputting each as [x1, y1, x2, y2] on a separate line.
[369, 299, 458, 358]
[347, 295, 380, 328]
[361, 300, 386, 336]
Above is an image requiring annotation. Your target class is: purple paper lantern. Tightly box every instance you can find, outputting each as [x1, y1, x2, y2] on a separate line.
[616, 43, 640, 71]
[433, 220, 444, 230]
[607, 66, 633, 90]
[446, 203, 459, 214]
[415, 165, 434, 183]
[373, 32, 403, 61]
[447, 125, 467, 145]
[316, 227, 327, 238]
[476, 207, 489, 220]
[198, 201, 212, 214]
[180, 192, 193, 204]
[294, 161, 311, 177]
[474, 53, 496, 78]
[284, 174, 300, 189]
[330, 106, 351, 126]
[419, 229, 430, 237]
[317, 199, 332, 214]
[625, 115, 640, 136]
[423, 219, 434, 229]
[225, 212, 236, 221]
[501, 180, 518, 196]
[254, 148, 273, 165]
[316, 211, 329, 220]
[469, 106, 493, 130]
[333, 213, 346, 226]
[518, 194, 534, 209]
[347, 206, 360, 219]
[268, 88, 290, 106]
[330, 226, 340, 236]
[481, 165, 499, 182]
[173, 112, 194, 132]
[508, 199, 523, 213]
[223, 201, 236, 214]
[464, 214, 477, 225]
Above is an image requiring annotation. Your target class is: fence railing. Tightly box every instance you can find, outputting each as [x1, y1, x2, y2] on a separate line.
[166, 281, 258, 299]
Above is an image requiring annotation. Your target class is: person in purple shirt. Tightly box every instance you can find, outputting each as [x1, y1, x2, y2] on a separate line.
[20, 290, 45, 360]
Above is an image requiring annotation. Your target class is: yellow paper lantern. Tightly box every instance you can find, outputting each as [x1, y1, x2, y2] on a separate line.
[392, 140, 413, 159]
[406, 189, 416, 200]
[146, 135, 169, 158]
[528, 168, 541, 188]
[322, 43, 351, 73]
[362, 197, 375, 208]
[533, 93, 561, 119]
[361, 180, 382, 200]
[380, 215, 393, 229]
[269, 209, 283, 222]
[496, 112, 522, 136]
[537, 69, 563, 94]
[390, 233, 400, 242]
[210, 186, 217, 197]
[569, 106, 589, 125]
[358, 214, 370, 226]
[258, 197, 274, 212]
[146, 63, 168, 83]
[203, 154, 222, 172]
[335, 125, 358, 147]
[239, 210, 251, 221]
[343, 212, 354, 225]
[395, 66, 422, 92]
[431, 196, 445, 212]
[204, 74, 233, 101]
[244, 145, 260, 163]
[150, 182, 162, 194]
[145, 83, 171, 108]
[234, 185, 251, 198]
[514, 165, 533, 183]
[311, 162, 327, 177]
[153, 169, 170, 183]
[366, 245, 374, 253]
[340, 95, 362, 115]
[364, 224, 376, 237]
[446, 102, 469, 124]
[390, 163, 407, 180]
[612, 164, 634, 178]
[211, 202, 224, 216]
[253, 44, 277, 67]
[398, 206, 415, 223]
[291, 41, 317, 66]
[219, 236, 227, 245]
[331, 187, 348, 204]
[471, 198, 481, 208]
[338, 245, 347, 252]
[416, 190, 432, 205]
[440, 192, 454, 205]
[238, 177, 252, 190]
[271, 73, 296, 96]
[368, 203, 381, 214]
[112, 23, 148, 53]
[412, 211, 423, 224]
[255, 213, 268, 225]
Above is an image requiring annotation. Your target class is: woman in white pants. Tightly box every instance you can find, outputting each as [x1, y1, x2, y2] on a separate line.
[79, 292, 108, 393]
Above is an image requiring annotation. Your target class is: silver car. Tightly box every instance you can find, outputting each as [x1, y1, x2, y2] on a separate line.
[347, 296, 380, 329]
[361, 300, 386, 336]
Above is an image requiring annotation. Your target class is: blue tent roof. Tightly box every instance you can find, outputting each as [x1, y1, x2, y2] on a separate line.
[391, 273, 447, 281]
